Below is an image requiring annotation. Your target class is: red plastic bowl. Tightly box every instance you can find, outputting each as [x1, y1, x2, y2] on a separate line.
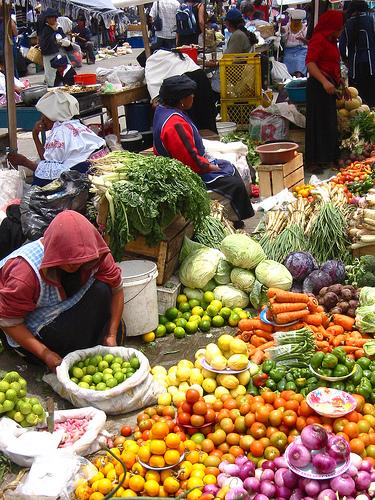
[73, 73, 97, 85]
[255, 142, 299, 165]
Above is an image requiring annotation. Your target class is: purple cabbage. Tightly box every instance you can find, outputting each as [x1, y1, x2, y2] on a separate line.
[302, 270, 333, 294]
[320, 260, 346, 284]
[283, 252, 317, 282]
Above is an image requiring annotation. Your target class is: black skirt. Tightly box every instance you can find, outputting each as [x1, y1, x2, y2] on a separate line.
[349, 62, 375, 108]
[305, 76, 339, 167]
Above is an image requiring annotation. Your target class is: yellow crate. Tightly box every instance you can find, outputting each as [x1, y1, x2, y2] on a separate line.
[221, 101, 259, 127]
[219, 53, 262, 100]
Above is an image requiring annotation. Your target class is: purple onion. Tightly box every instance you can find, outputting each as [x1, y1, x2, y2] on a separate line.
[360, 459, 372, 472]
[290, 490, 304, 500]
[312, 452, 336, 474]
[203, 484, 219, 495]
[275, 485, 291, 498]
[317, 489, 337, 500]
[238, 460, 255, 481]
[348, 464, 359, 477]
[304, 479, 321, 496]
[327, 434, 350, 462]
[319, 480, 330, 490]
[253, 495, 269, 500]
[350, 452, 362, 468]
[304, 497, 315, 500]
[283, 470, 298, 489]
[219, 460, 229, 472]
[355, 470, 372, 490]
[260, 469, 274, 482]
[220, 463, 241, 477]
[259, 480, 276, 498]
[274, 468, 288, 487]
[235, 455, 249, 467]
[371, 471, 375, 481]
[243, 476, 260, 494]
[217, 473, 230, 488]
[261, 460, 276, 470]
[273, 456, 287, 468]
[301, 424, 328, 450]
[330, 474, 356, 496]
[225, 487, 249, 500]
[288, 443, 311, 468]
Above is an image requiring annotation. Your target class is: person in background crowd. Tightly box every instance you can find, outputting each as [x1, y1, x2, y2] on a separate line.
[339, 0, 375, 107]
[50, 53, 76, 86]
[153, 75, 254, 225]
[27, 3, 41, 28]
[72, 15, 95, 64]
[7, 90, 106, 186]
[108, 20, 117, 46]
[305, 10, 346, 172]
[38, 8, 72, 87]
[176, 0, 205, 46]
[150, 0, 180, 49]
[249, 10, 268, 26]
[0, 210, 124, 371]
[283, 9, 308, 76]
[252, 0, 269, 21]
[224, 8, 258, 53]
[240, 1, 254, 22]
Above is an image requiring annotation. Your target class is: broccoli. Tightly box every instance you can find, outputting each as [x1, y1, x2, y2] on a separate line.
[357, 271, 375, 288]
[360, 255, 375, 273]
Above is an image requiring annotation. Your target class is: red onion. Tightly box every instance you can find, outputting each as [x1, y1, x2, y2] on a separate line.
[304, 497, 315, 500]
[274, 468, 288, 487]
[253, 495, 269, 500]
[288, 442, 311, 468]
[275, 485, 291, 498]
[238, 461, 255, 481]
[312, 452, 336, 474]
[261, 460, 276, 470]
[330, 474, 355, 496]
[317, 489, 336, 500]
[348, 464, 359, 477]
[283, 470, 298, 489]
[290, 490, 303, 500]
[327, 435, 350, 462]
[217, 473, 230, 487]
[243, 477, 259, 494]
[220, 463, 241, 477]
[304, 479, 321, 496]
[350, 453, 362, 468]
[236, 455, 249, 467]
[203, 484, 219, 495]
[260, 469, 274, 482]
[219, 461, 230, 472]
[273, 456, 287, 468]
[360, 459, 372, 472]
[301, 424, 328, 450]
[371, 471, 375, 481]
[225, 487, 249, 500]
[355, 470, 372, 490]
[259, 480, 276, 498]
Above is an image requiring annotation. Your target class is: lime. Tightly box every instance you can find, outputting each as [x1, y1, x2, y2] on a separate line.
[103, 373, 113, 383]
[96, 382, 107, 391]
[0, 393, 5, 404]
[103, 354, 114, 364]
[82, 375, 93, 385]
[114, 371, 125, 383]
[143, 331, 155, 342]
[18, 378, 27, 389]
[189, 314, 201, 323]
[92, 372, 103, 384]
[165, 307, 179, 321]
[103, 368, 113, 375]
[228, 313, 240, 327]
[29, 397, 39, 406]
[96, 355, 103, 363]
[32, 404, 44, 416]
[126, 369, 135, 377]
[130, 356, 140, 370]
[78, 381, 90, 389]
[26, 413, 39, 426]
[206, 305, 219, 317]
[200, 301, 209, 310]
[175, 318, 187, 328]
[114, 356, 123, 365]
[19, 402, 32, 415]
[90, 385, 96, 390]
[165, 322, 176, 333]
[0, 381, 10, 393]
[203, 291, 215, 303]
[84, 357, 92, 367]
[98, 360, 109, 372]
[76, 361, 84, 369]
[239, 310, 248, 319]
[122, 361, 130, 368]
[174, 327, 186, 339]
[233, 308, 244, 316]
[19, 389, 26, 398]
[105, 378, 117, 388]
[155, 325, 167, 338]
[5, 389, 17, 401]
[182, 312, 192, 321]
[90, 356, 100, 366]
[111, 363, 122, 372]
[188, 299, 200, 309]
[86, 365, 97, 375]
[199, 319, 211, 332]
[179, 302, 191, 313]
[191, 306, 204, 317]
[81, 367, 87, 375]
[3, 400, 14, 412]
[13, 411, 24, 423]
[159, 314, 168, 325]
[177, 294, 188, 304]
[177, 311, 183, 318]
[212, 315, 225, 328]
[201, 314, 211, 323]
[185, 321, 198, 334]
[211, 300, 223, 310]
[71, 367, 84, 379]
[4, 371, 19, 383]
[220, 307, 232, 320]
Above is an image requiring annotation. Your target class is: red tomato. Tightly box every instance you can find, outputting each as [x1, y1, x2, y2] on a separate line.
[120, 425, 132, 437]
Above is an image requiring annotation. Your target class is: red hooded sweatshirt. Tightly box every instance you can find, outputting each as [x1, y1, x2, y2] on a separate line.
[0, 211, 121, 326]
[306, 10, 344, 84]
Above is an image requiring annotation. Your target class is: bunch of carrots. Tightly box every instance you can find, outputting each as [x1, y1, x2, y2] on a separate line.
[237, 288, 371, 364]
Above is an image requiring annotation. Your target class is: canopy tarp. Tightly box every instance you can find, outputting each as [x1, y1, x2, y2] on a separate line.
[112, 0, 149, 8]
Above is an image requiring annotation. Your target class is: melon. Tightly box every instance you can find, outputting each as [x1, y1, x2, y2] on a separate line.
[348, 86, 359, 98]
[345, 96, 362, 111]
[338, 108, 349, 117]
[349, 108, 361, 118]
[336, 98, 345, 109]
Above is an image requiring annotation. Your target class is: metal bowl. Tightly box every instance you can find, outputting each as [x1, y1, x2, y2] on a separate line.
[21, 85, 48, 106]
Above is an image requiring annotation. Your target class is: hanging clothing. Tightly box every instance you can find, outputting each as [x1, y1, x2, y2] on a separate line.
[153, 105, 254, 220]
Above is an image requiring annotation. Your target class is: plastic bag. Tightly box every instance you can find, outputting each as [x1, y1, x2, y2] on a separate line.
[20, 171, 89, 241]
[249, 108, 289, 142]
[270, 58, 292, 83]
[43, 346, 165, 415]
[0, 169, 24, 208]
[179, 248, 222, 289]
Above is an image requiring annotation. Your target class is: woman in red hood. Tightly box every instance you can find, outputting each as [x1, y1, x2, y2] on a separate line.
[305, 10, 345, 172]
[0, 211, 124, 371]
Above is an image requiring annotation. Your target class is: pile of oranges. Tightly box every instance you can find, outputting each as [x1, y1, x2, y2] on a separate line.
[138, 420, 185, 468]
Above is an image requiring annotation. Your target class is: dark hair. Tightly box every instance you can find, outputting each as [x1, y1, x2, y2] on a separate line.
[253, 0, 262, 6]
[228, 17, 258, 45]
[240, 2, 254, 15]
[253, 10, 265, 20]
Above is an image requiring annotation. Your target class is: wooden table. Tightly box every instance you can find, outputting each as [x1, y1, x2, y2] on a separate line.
[100, 85, 149, 140]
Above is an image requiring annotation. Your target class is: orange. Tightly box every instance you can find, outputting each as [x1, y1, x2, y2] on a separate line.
[128, 475, 145, 493]
[145, 470, 160, 482]
[121, 490, 138, 497]
[163, 476, 180, 494]
[138, 445, 151, 463]
[344, 422, 359, 439]
[89, 493, 104, 500]
[250, 440, 264, 457]
[120, 451, 136, 469]
[149, 455, 165, 468]
[164, 449, 181, 465]
[144, 479, 160, 496]
[165, 433, 181, 449]
[150, 439, 167, 455]
[350, 438, 365, 455]
[96, 478, 113, 495]
[151, 421, 170, 439]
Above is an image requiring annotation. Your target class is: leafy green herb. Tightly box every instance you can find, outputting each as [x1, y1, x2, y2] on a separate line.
[221, 132, 260, 167]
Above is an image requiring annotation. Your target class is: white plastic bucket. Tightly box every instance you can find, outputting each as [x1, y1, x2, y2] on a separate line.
[118, 260, 159, 337]
[217, 121, 237, 137]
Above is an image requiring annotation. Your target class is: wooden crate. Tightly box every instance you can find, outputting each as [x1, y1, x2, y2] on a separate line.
[352, 244, 375, 258]
[257, 153, 304, 198]
[98, 199, 193, 285]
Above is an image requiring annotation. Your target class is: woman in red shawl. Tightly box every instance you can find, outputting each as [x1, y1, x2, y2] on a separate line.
[305, 10, 345, 172]
[0, 211, 124, 371]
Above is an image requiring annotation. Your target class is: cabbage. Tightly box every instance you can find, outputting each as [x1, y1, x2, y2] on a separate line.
[359, 287, 375, 306]
[213, 285, 249, 309]
[283, 251, 317, 282]
[214, 259, 232, 285]
[355, 305, 375, 333]
[179, 248, 221, 289]
[202, 279, 216, 292]
[302, 270, 332, 294]
[249, 280, 268, 309]
[183, 287, 204, 301]
[231, 268, 256, 293]
[179, 236, 207, 263]
[220, 234, 266, 269]
[320, 260, 346, 284]
[255, 260, 293, 290]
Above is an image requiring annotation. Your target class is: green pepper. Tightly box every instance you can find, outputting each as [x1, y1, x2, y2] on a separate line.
[307, 376, 318, 385]
[292, 369, 302, 379]
[350, 364, 363, 384]
[331, 347, 346, 362]
[370, 392, 375, 404]
[370, 372, 375, 386]
[300, 387, 309, 397]
[295, 378, 307, 388]
[310, 352, 324, 369]
[269, 368, 285, 383]
[285, 381, 297, 391]
[261, 360, 275, 374]
[356, 385, 371, 400]
[319, 380, 327, 387]
[356, 357, 371, 370]
[333, 364, 349, 377]
[300, 368, 311, 378]
[277, 379, 287, 391]
[345, 383, 356, 393]
[369, 361, 375, 372]
[247, 379, 259, 396]
[363, 369, 372, 379]
[344, 358, 356, 372]
[286, 373, 295, 382]
[321, 368, 333, 377]
[330, 381, 345, 391]
[360, 376, 372, 391]
[322, 354, 338, 369]
[265, 379, 277, 391]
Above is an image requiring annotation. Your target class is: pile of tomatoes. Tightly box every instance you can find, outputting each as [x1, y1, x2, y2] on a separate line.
[177, 388, 216, 430]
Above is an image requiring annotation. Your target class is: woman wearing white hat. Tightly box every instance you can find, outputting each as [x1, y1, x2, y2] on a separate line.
[8, 90, 106, 186]
[283, 9, 308, 76]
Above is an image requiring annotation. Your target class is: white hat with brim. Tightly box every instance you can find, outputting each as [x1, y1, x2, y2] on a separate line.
[290, 9, 306, 19]
[36, 89, 80, 122]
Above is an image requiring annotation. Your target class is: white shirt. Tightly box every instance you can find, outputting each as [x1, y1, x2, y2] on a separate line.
[150, 0, 180, 39]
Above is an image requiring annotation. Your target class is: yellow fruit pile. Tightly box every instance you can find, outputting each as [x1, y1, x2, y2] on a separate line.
[138, 420, 185, 469]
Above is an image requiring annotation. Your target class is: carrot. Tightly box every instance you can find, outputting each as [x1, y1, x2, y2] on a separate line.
[307, 298, 320, 313]
[326, 325, 345, 336]
[316, 305, 325, 313]
[238, 318, 273, 333]
[250, 350, 265, 364]
[247, 345, 256, 356]
[315, 340, 330, 350]
[354, 349, 365, 359]
[333, 314, 355, 331]
[253, 329, 273, 340]
[240, 331, 252, 342]
[346, 337, 368, 347]
[314, 332, 324, 341]
[341, 345, 359, 353]
[274, 309, 309, 324]
[251, 336, 267, 347]
[273, 289, 310, 303]
[256, 340, 275, 351]
[332, 334, 346, 347]
[267, 288, 279, 298]
[274, 322, 305, 332]
[305, 313, 323, 326]
[270, 302, 308, 314]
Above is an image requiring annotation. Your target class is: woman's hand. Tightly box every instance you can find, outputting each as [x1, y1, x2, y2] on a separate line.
[323, 80, 336, 95]
[103, 334, 117, 347]
[208, 163, 221, 172]
[43, 349, 62, 372]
